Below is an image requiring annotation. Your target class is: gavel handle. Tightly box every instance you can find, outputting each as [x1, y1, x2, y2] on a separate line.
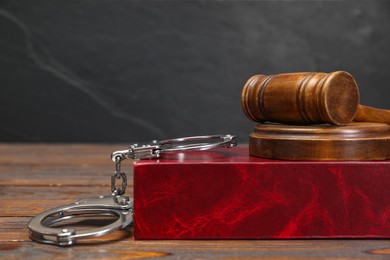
[354, 105, 390, 125]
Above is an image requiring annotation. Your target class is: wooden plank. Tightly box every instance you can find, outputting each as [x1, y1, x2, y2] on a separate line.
[0, 186, 134, 200]
[0, 144, 129, 164]
[0, 143, 123, 156]
[0, 143, 133, 186]
[1, 240, 390, 259]
[1, 198, 78, 216]
[0, 186, 134, 216]
[0, 241, 169, 260]
[0, 217, 30, 229]
[0, 172, 120, 186]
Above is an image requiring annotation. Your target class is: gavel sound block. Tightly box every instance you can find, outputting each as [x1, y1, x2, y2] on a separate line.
[241, 71, 390, 160]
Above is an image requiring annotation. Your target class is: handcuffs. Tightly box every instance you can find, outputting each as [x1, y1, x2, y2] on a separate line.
[28, 134, 237, 246]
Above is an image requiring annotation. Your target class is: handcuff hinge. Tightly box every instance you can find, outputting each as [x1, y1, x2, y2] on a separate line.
[111, 143, 162, 161]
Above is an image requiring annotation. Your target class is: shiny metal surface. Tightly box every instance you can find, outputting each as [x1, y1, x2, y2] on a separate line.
[28, 196, 133, 246]
[111, 134, 237, 160]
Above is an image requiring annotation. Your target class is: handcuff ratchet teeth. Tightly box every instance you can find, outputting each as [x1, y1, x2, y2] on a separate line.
[28, 134, 237, 246]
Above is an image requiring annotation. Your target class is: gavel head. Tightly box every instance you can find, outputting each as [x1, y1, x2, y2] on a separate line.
[241, 71, 360, 125]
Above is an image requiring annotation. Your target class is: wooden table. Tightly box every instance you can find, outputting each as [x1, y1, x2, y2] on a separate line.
[1, 143, 390, 259]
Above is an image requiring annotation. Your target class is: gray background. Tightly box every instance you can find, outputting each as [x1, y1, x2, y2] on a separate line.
[0, 0, 389, 143]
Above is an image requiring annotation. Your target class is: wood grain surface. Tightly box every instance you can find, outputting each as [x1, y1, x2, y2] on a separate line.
[249, 122, 390, 160]
[241, 71, 360, 125]
[355, 105, 390, 126]
[2, 143, 390, 259]
[241, 71, 390, 126]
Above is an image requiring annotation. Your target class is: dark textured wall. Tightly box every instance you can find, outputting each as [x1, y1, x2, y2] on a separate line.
[0, 0, 389, 143]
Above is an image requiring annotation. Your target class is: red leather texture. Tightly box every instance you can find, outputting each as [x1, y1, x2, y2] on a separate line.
[133, 146, 390, 239]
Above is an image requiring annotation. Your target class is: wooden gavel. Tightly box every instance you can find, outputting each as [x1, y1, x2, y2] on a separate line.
[241, 71, 390, 125]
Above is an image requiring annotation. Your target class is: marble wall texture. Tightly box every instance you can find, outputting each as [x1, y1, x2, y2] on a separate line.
[0, 0, 389, 142]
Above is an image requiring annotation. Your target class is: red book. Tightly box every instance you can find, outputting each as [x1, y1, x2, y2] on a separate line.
[133, 146, 390, 239]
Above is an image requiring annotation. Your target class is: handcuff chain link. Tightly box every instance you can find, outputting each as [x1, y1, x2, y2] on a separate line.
[111, 156, 127, 196]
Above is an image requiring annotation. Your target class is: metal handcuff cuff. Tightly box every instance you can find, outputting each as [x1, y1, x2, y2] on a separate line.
[28, 134, 237, 246]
